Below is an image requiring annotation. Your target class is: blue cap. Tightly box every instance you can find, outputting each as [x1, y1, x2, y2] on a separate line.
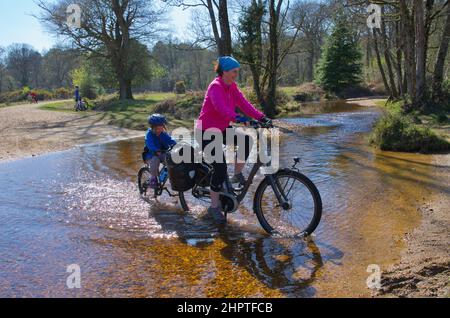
[218, 56, 240, 72]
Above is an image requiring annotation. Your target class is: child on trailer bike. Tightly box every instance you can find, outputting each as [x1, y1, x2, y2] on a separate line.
[142, 114, 177, 190]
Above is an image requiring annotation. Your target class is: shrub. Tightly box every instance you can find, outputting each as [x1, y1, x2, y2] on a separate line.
[154, 92, 203, 120]
[293, 83, 325, 102]
[0, 90, 26, 103]
[54, 87, 72, 99]
[242, 88, 291, 110]
[369, 113, 450, 153]
[90, 94, 119, 111]
[34, 89, 54, 101]
[174, 81, 186, 95]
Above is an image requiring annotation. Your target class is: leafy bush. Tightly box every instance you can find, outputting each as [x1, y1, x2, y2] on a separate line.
[369, 113, 450, 153]
[174, 81, 186, 94]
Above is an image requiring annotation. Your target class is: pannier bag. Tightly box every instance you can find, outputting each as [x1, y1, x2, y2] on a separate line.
[166, 145, 197, 192]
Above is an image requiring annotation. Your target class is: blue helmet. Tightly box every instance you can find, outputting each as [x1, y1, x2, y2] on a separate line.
[148, 114, 167, 126]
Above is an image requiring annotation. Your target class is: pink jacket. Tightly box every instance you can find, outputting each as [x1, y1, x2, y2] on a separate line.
[196, 76, 265, 132]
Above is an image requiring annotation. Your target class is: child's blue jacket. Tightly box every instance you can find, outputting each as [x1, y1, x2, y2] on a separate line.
[144, 129, 177, 160]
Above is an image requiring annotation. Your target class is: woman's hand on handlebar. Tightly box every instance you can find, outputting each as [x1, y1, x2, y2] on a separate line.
[259, 117, 273, 128]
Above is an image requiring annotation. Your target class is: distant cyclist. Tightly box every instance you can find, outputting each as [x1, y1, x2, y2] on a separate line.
[74, 86, 82, 110]
[30, 91, 38, 104]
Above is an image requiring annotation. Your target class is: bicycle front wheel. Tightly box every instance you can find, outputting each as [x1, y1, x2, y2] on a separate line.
[254, 170, 322, 236]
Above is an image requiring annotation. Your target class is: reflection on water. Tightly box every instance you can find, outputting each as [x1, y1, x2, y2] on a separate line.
[0, 103, 445, 297]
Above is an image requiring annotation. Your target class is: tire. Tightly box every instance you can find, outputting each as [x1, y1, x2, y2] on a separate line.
[138, 167, 152, 196]
[254, 170, 322, 236]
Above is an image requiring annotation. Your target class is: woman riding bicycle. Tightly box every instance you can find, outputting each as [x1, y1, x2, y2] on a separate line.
[196, 56, 271, 224]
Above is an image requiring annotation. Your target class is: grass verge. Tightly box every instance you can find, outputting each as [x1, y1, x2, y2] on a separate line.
[38, 92, 196, 131]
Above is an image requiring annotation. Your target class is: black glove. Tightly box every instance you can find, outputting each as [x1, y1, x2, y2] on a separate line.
[260, 117, 273, 127]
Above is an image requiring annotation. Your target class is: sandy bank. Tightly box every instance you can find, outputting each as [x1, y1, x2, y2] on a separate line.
[0, 102, 142, 162]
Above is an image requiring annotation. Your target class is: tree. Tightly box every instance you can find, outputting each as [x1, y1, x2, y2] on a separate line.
[151, 40, 217, 91]
[347, 0, 449, 110]
[6, 43, 42, 88]
[41, 46, 81, 88]
[37, 0, 163, 100]
[71, 63, 100, 99]
[0, 47, 6, 93]
[167, 0, 233, 56]
[237, 0, 303, 117]
[315, 14, 362, 95]
[236, 0, 266, 110]
[432, 2, 450, 103]
[290, 0, 331, 82]
[415, 0, 427, 105]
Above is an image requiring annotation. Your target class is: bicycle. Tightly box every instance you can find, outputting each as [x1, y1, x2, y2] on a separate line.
[138, 153, 171, 199]
[138, 121, 322, 237]
[75, 99, 87, 112]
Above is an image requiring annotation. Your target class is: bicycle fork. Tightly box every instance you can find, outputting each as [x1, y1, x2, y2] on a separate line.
[266, 175, 292, 210]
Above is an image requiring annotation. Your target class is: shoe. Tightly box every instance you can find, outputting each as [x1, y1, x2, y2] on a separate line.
[207, 207, 226, 225]
[148, 177, 159, 190]
[230, 173, 246, 185]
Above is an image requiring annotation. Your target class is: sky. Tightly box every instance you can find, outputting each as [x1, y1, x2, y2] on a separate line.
[0, 0, 191, 52]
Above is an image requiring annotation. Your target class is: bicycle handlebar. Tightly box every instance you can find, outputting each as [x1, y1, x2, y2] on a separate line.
[249, 119, 274, 129]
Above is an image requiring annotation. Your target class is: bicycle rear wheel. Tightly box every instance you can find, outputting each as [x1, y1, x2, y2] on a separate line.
[254, 170, 322, 236]
[138, 167, 152, 197]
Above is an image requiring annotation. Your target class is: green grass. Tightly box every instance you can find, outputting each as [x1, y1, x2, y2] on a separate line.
[99, 92, 195, 130]
[39, 101, 75, 112]
[39, 92, 197, 131]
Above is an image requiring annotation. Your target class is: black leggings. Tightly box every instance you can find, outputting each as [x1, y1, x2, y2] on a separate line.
[199, 128, 253, 192]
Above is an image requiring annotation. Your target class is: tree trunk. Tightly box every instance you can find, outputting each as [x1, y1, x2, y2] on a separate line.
[206, 0, 232, 56]
[395, 20, 405, 98]
[118, 77, 133, 100]
[380, 11, 399, 98]
[432, 3, 450, 102]
[414, 0, 427, 107]
[400, 0, 416, 100]
[265, 0, 282, 118]
[218, 0, 232, 56]
[373, 30, 392, 96]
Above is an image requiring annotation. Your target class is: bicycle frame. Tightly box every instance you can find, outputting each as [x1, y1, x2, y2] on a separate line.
[190, 126, 291, 212]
